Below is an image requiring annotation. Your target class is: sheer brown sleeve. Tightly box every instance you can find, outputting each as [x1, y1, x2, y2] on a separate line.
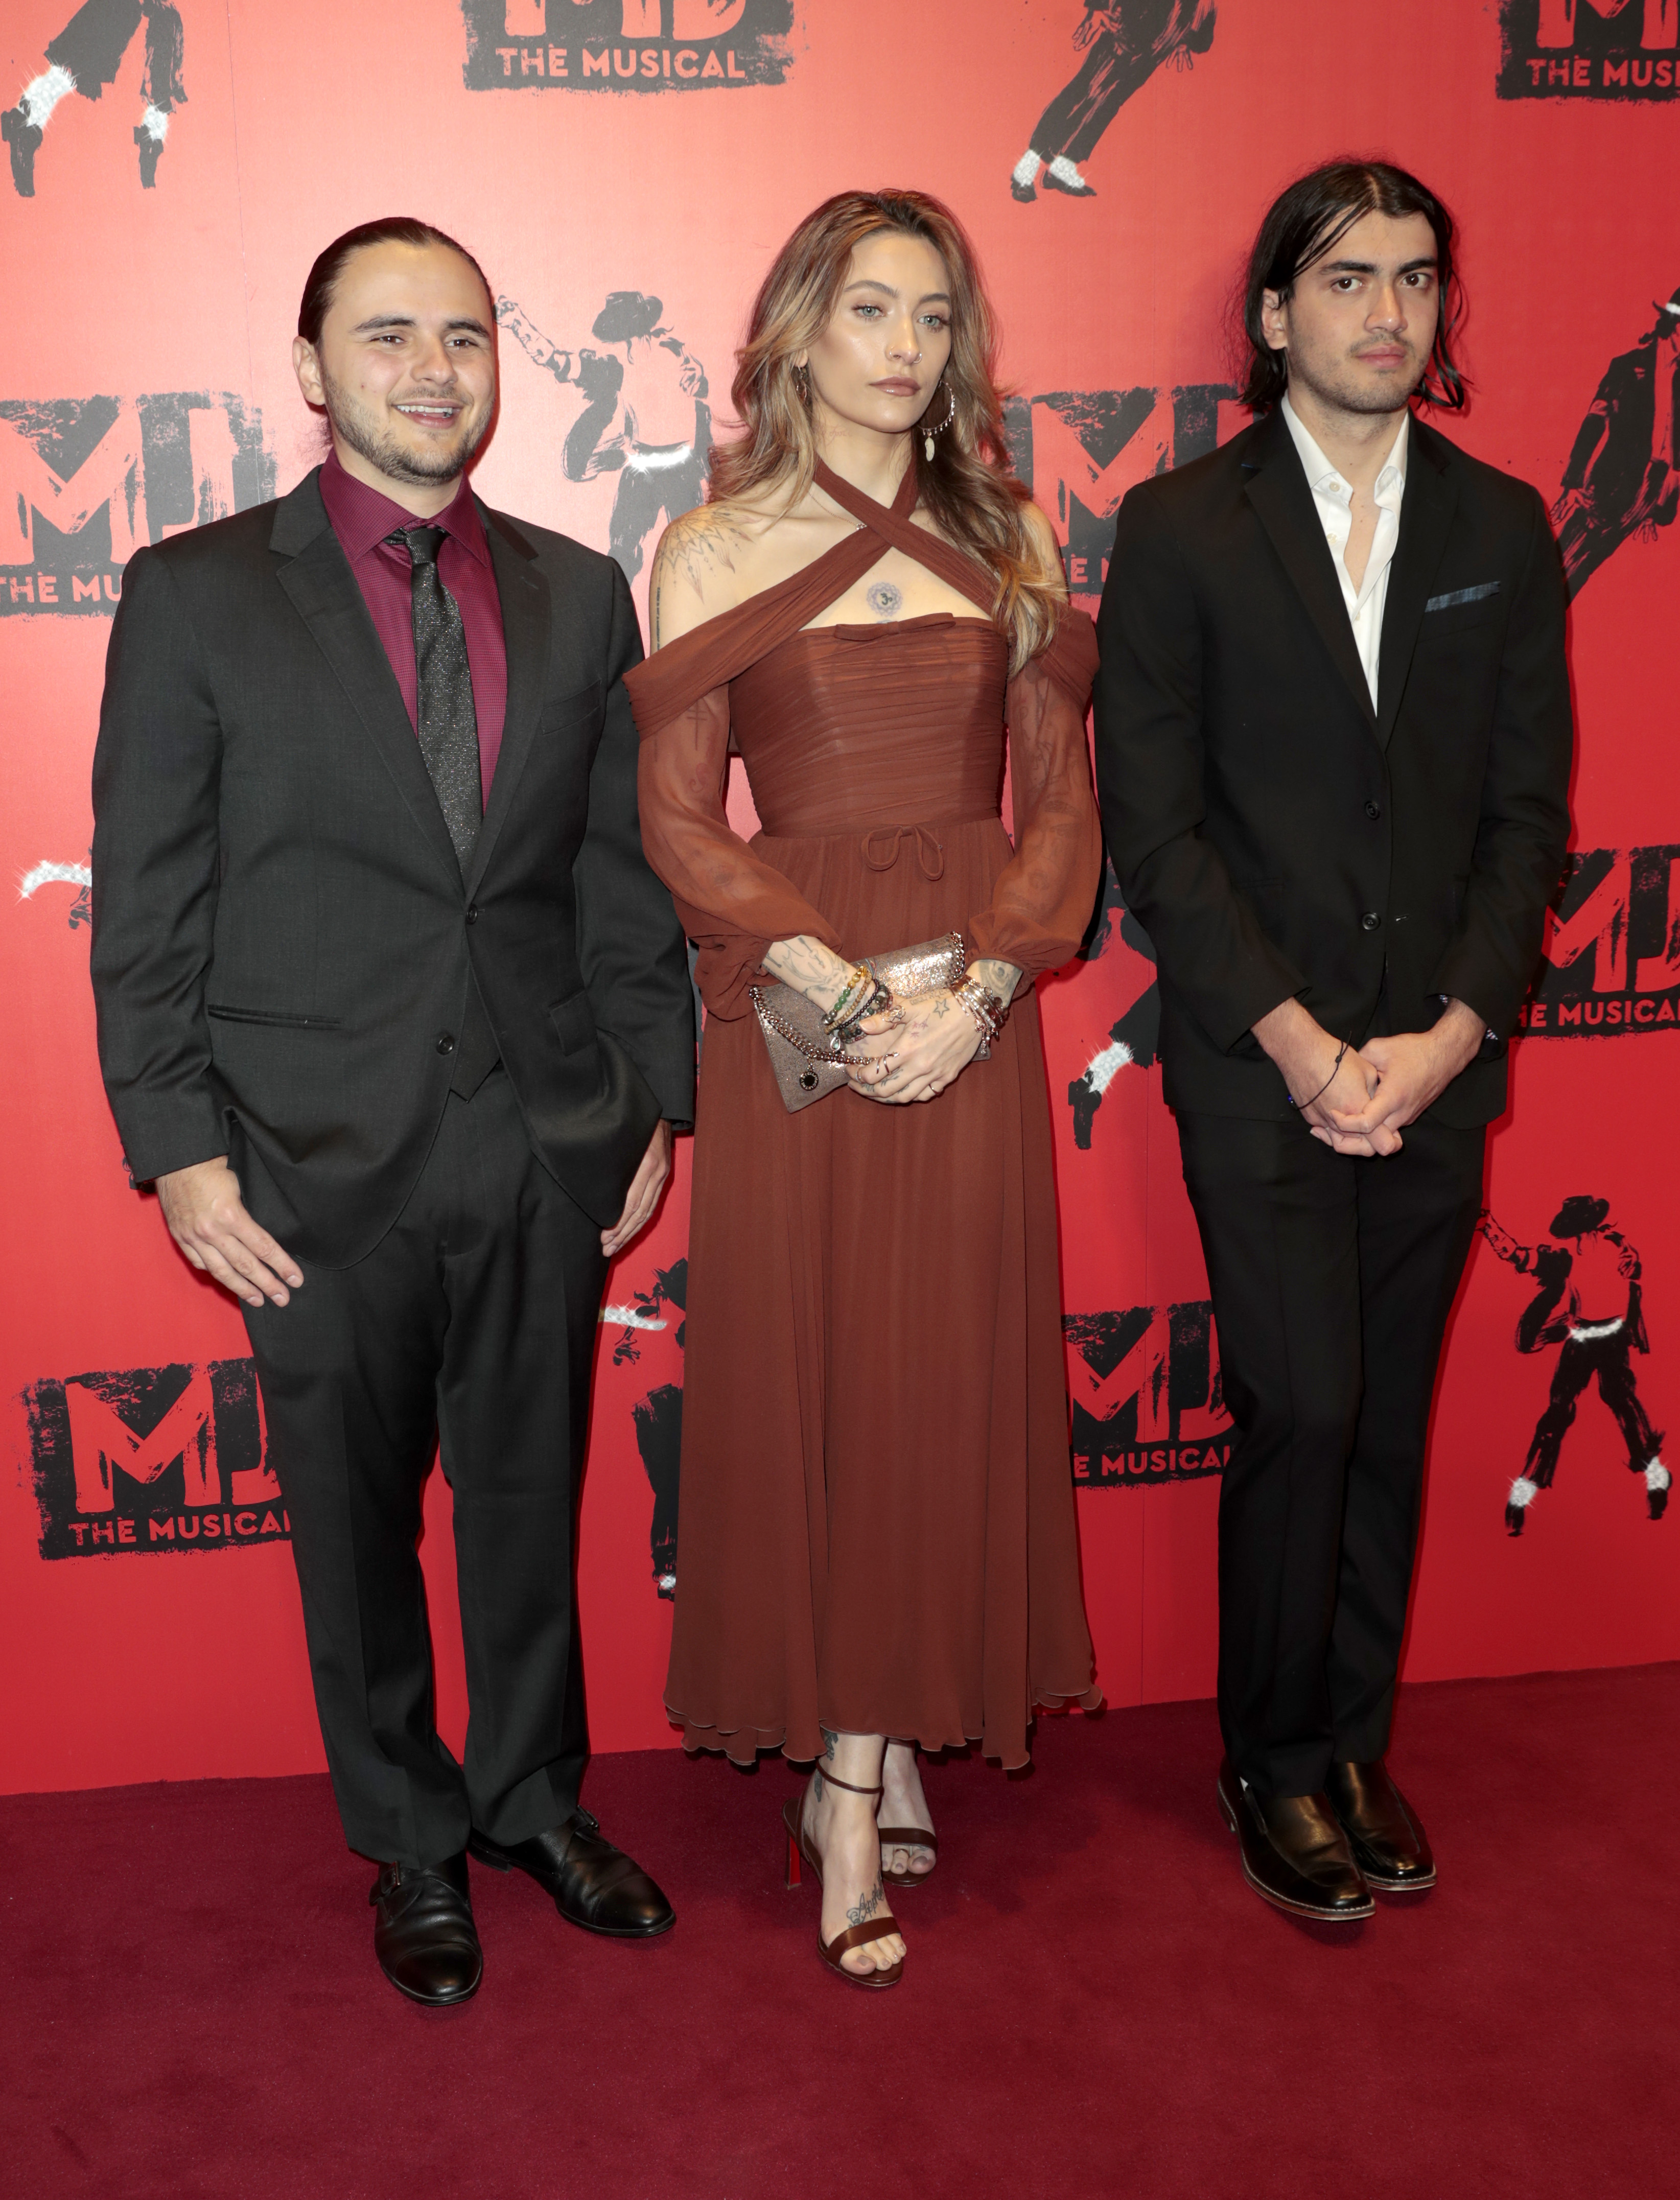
[968, 608, 1104, 981]
[635, 683, 840, 1019]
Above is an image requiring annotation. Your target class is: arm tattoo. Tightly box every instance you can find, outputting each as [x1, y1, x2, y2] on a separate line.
[763, 934, 852, 1009]
[969, 956, 1022, 1005]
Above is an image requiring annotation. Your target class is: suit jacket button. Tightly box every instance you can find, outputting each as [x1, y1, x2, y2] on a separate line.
[1364, 800, 1382, 821]
[1361, 911, 1381, 931]
[465, 903, 479, 924]
[436, 1032, 456, 1055]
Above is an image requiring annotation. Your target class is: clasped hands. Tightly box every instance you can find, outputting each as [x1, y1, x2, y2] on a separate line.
[844, 986, 982, 1105]
[1253, 996, 1486, 1156]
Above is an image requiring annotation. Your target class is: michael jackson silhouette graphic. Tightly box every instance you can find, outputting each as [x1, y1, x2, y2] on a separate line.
[496, 290, 710, 585]
[1552, 287, 1680, 598]
[1481, 1197, 1669, 1536]
[1010, 0, 1216, 202]
[4, 0, 184, 197]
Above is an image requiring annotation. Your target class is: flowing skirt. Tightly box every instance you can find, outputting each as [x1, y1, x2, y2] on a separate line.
[665, 814, 1098, 1768]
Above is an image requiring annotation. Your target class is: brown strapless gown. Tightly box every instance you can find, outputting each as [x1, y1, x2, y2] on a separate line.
[625, 463, 1103, 1767]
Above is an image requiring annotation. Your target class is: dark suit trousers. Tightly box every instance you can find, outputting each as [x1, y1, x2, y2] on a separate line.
[1176, 1109, 1486, 1799]
[242, 1070, 606, 1867]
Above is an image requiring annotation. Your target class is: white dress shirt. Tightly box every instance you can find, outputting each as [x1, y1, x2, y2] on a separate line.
[1280, 394, 1408, 709]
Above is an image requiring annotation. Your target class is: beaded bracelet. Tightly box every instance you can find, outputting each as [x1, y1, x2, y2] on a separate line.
[821, 963, 871, 1036]
[834, 970, 895, 1047]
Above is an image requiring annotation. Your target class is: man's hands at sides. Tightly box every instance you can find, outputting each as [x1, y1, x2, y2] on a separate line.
[601, 1119, 674, 1259]
[1252, 997, 1486, 1158]
[156, 1158, 305, 1308]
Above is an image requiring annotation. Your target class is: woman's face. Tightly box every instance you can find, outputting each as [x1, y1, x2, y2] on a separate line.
[801, 229, 954, 441]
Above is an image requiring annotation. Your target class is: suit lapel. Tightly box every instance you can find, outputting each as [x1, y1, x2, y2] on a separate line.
[270, 473, 463, 889]
[1374, 423, 1459, 748]
[469, 507, 552, 896]
[1241, 408, 1377, 734]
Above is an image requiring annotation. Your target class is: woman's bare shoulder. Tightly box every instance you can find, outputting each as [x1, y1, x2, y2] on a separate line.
[649, 488, 814, 645]
[648, 502, 756, 645]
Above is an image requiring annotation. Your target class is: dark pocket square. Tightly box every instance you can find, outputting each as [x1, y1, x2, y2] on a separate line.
[1425, 582, 1500, 612]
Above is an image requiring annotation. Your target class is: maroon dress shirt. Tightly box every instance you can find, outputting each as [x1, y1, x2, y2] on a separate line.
[318, 448, 508, 804]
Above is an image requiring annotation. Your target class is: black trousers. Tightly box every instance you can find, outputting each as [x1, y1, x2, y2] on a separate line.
[1029, 0, 1210, 165]
[243, 1071, 606, 1868]
[1523, 1329, 1658, 1485]
[1177, 1109, 1486, 1799]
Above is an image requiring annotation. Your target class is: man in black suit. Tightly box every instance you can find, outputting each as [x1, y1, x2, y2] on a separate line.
[1095, 162, 1572, 1921]
[90, 219, 696, 2004]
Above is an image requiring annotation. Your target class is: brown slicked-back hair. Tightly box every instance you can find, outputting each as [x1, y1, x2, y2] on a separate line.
[297, 217, 491, 347]
[709, 189, 1062, 671]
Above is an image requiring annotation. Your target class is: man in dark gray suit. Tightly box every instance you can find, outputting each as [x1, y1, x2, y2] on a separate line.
[91, 218, 696, 2006]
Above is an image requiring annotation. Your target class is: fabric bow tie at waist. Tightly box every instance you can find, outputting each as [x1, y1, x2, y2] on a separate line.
[862, 822, 946, 880]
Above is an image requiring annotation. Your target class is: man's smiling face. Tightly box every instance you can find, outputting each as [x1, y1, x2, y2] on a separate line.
[293, 239, 497, 493]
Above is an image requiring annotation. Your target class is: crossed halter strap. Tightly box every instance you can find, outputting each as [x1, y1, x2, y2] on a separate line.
[621, 459, 1096, 742]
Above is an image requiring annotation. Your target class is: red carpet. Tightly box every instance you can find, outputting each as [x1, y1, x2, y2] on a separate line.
[4, 1665, 1675, 2200]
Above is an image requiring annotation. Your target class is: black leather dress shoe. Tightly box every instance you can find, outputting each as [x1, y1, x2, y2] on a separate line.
[1326, 1759, 1436, 1891]
[370, 1853, 482, 2006]
[1217, 1759, 1373, 1921]
[1010, 175, 1038, 202]
[469, 1810, 675, 1938]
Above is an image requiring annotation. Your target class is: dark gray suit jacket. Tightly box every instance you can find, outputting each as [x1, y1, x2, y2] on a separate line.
[91, 466, 695, 1265]
[1093, 407, 1574, 1126]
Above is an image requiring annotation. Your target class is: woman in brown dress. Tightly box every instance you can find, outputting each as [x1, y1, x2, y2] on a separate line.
[625, 190, 1102, 1987]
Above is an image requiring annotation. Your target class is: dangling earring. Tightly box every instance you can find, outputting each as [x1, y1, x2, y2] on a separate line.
[793, 361, 811, 408]
[922, 379, 955, 462]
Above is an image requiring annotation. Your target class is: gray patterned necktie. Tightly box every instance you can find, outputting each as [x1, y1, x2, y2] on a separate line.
[389, 525, 482, 875]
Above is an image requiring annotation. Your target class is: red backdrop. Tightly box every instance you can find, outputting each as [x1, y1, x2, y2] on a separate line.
[4, 0, 1676, 1794]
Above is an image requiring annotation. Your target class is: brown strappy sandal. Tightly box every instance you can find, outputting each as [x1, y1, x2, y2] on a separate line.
[782, 1772, 904, 1990]
[878, 1821, 939, 1889]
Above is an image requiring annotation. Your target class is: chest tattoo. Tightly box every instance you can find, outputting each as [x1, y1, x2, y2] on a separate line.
[866, 580, 903, 619]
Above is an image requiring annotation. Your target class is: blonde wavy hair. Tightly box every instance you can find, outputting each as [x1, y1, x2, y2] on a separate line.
[708, 189, 1063, 672]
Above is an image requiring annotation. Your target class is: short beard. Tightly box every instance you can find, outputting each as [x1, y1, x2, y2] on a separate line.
[1287, 343, 1427, 419]
[318, 362, 487, 488]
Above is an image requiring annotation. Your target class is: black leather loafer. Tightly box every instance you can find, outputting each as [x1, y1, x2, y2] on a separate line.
[1326, 1759, 1436, 1891]
[370, 1853, 482, 2006]
[469, 1810, 675, 1938]
[1217, 1759, 1373, 1922]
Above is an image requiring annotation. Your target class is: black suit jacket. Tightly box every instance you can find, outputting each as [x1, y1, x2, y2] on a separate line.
[1092, 407, 1573, 1126]
[91, 467, 695, 1265]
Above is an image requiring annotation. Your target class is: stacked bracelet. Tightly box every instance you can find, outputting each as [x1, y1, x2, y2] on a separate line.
[953, 973, 1009, 1048]
[834, 971, 895, 1046]
[821, 963, 871, 1036]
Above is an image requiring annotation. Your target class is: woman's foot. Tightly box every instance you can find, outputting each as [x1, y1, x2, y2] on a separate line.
[879, 1740, 937, 1883]
[805, 1744, 905, 1980]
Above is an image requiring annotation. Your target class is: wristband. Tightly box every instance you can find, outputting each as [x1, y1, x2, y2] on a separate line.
[1290, 1039, 1348, 1111]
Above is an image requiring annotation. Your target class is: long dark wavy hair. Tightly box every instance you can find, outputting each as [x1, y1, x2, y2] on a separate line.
[708, 189, 1062, 671]
[1238, 159, 1467, 415]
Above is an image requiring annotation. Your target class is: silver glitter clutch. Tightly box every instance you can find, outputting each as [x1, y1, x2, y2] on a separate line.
[749, 931, 981, 1114]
